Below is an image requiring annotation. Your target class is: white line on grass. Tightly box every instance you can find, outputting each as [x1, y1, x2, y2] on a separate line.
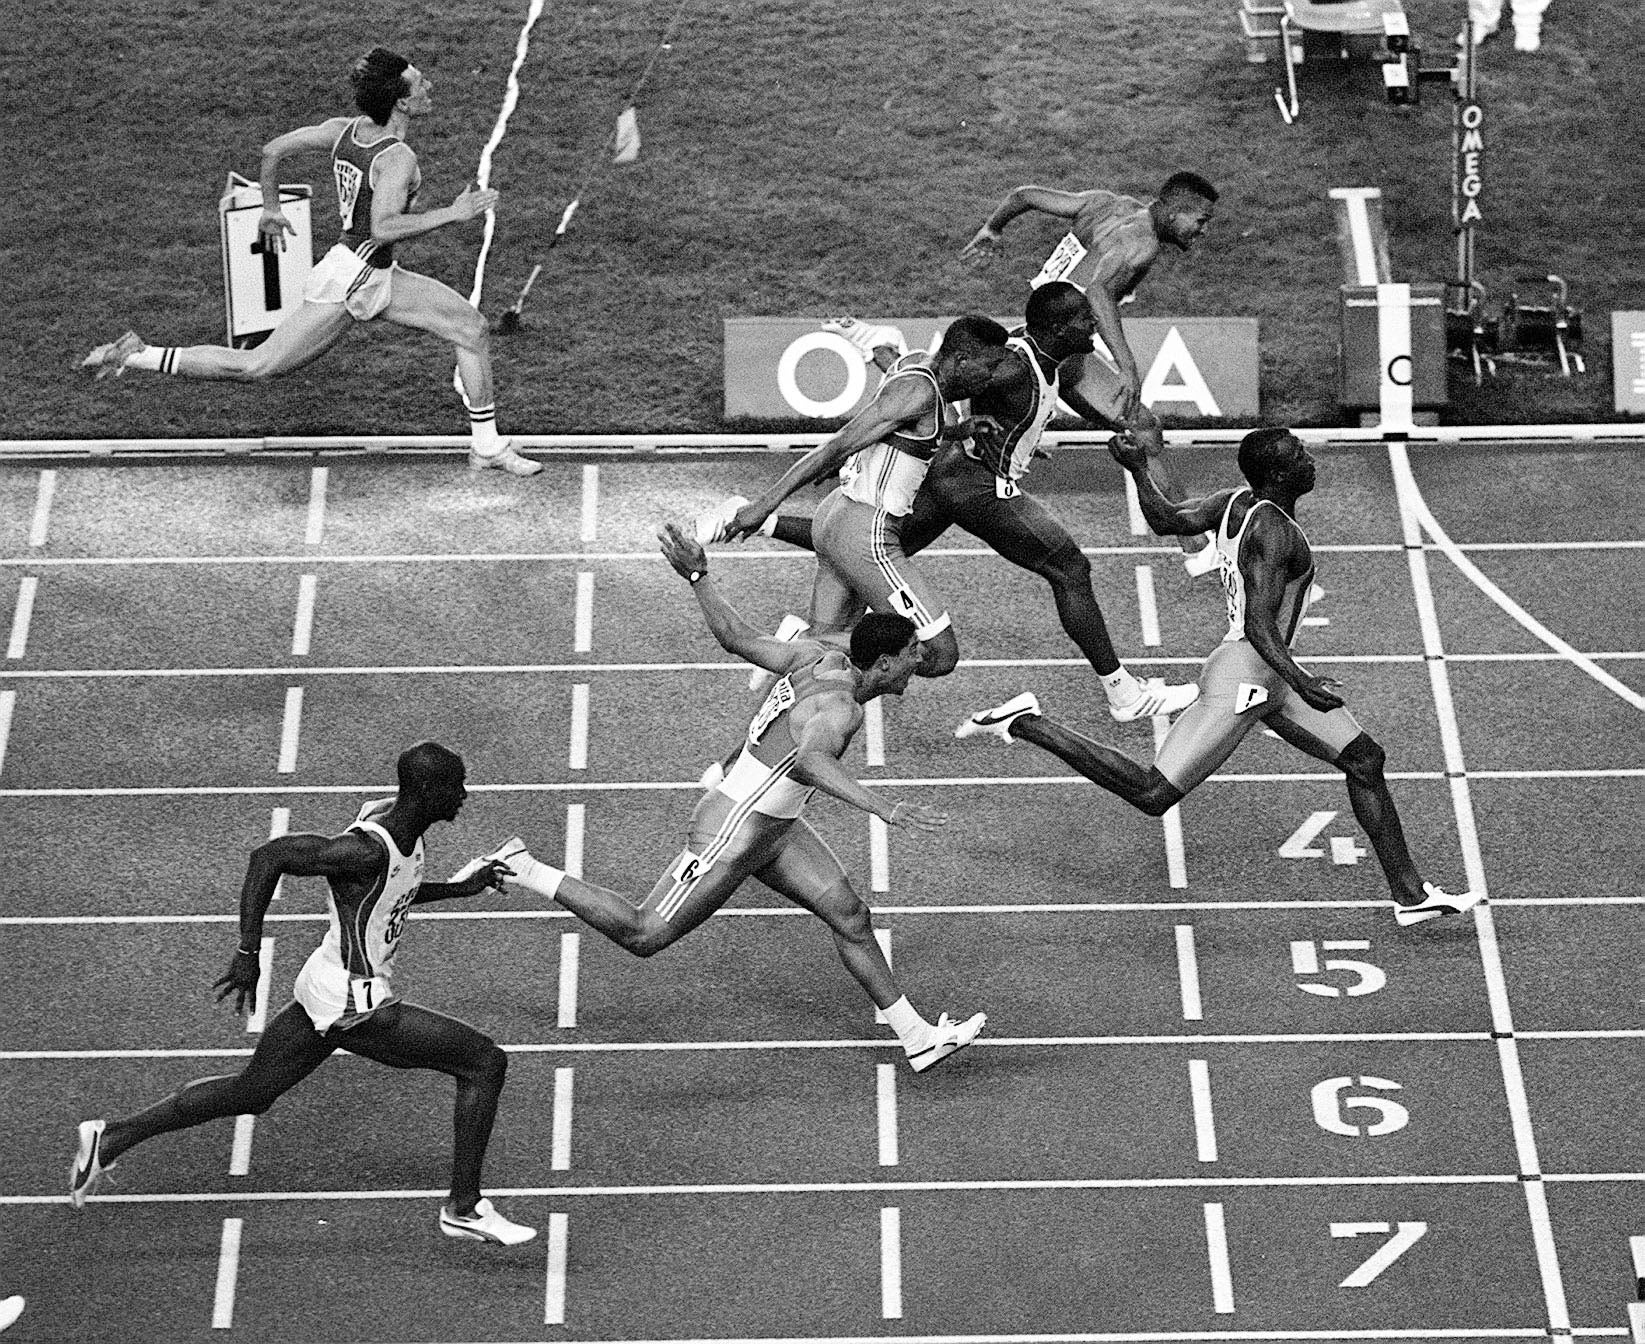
[869, 815, 889, 893]
[277, 687, 303, 774]
[28, 470, 56, 548]
[7, 576, 37, 659]
[568, 684, 589, 769]
[229, 1114, 255, 1177]
[564, 802, 585, 878]
[0, 690, 14, 777]
[245, 936, 273, 1034]
[1175, 925, 1204, 1021]
[557, 933, 580, 1029]
[544, 1211, 569, 1325]
[581, 464, 598, 542]
[211, 1217, 242, 1328]
[1203, 1202, 1235, 1313]
[304, 467, 327, 546]
[877, 1063, 899, 1167]
[880, 1206, 903, 1319]
[1189, 1060, 1219, 1162]
[291, 575, 316, 656]
[574, 572, 594, 652]
[1136, 566, 1161, 646]
[551, 1066, 574, 1170]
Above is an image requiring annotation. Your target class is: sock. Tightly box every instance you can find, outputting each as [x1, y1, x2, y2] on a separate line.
[882, 995, 932, 1050]
[467, 403, 503, 453]
[1101, 668, 1139, 705]
[124, 347, 175, 373]
[509, 851, 565, 900]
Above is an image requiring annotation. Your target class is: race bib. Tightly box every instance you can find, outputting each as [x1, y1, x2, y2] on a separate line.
[349, 974, 391, 1014]
[748, 675, 796, 745]
[333, 159, 363, 232]
[670, 849, 711, 886]
[995, 475, 1022, 500]
[1032, 232, 1089, 288]
[1235, 682, 1270, 715]
[887, 584, 920, 620]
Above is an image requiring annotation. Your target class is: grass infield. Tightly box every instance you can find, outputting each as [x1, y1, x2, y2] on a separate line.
[6, 0, 1642, 439]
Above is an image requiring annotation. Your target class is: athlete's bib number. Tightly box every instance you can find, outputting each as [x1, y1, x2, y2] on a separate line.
[748, 675, 795, 746]
[1032, 232, 1089, 289]
[334, 159, 364, 232]
[995, 475, 1021, 500]
[349, 974, 391, 1014]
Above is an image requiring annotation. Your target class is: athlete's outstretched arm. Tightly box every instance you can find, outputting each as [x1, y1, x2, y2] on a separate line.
[961, 186, 1106, 257]
[412, 861, 517, 906]
[788, 700, 948, 832]
[727, 377, 937, 540]
[1109, 435, 1231, 535]
[368, 148, 498, 246]
[657, 524, 815, 674]
[1239, 511, 1345, 712]
[256, 117, 354, 251]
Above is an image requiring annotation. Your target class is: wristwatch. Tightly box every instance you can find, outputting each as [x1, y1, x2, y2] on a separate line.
[688, 569, 706, 584]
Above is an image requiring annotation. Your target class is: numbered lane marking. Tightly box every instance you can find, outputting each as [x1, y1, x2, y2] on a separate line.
[1311, 1075, 1409, 1137]
[1291, 940, 1387, 998]
[1280, 811, 1336, 858]
[1331, 1220, 1428, 1287]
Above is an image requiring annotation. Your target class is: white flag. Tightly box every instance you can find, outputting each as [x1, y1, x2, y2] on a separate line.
[613, 106, 641, 164]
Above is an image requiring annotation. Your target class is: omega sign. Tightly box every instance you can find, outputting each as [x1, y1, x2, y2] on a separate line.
[724, 316, 1260, 420]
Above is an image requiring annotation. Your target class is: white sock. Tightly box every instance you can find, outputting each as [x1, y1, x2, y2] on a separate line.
[1101, 668, 1139, 705]
[125, 347, 171, 373]
[467, 403, 503, 453]
[509, 851, 566, 900]
[881, 995, 931, 1050]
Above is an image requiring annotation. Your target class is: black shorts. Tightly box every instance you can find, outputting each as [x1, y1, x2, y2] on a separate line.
[900, 442, 1082, 574]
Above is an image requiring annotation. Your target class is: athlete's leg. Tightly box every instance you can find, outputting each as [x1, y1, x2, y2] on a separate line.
[1009, 707, 1186, 816]
[340, 1001, 510, 1216]
[106, 303, 354, 382]
[97, 1000, 337, 1162]
[381, 268, 494, 408]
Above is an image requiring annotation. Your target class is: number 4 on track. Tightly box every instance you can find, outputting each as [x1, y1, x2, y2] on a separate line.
[1330, 1221, 1427, 1287]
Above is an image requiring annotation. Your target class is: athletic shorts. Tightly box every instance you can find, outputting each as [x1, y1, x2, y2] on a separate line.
[303, 244, 396, 321]
[293, 944, 400, 1034]
[901, 443, 1083, 573]
[810, 488, 951, 641]
[644, 787, 798, 925]
[1154, 639, 1364, 791]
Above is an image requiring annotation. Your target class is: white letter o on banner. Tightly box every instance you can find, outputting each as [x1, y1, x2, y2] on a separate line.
[776, 333, 866, 418]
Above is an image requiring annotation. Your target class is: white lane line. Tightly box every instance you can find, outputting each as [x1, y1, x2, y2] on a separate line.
[211, 1217, 243, 1328]
[1123, 471, 1147, 535]
[877, 1063, 899, 1167]
[7, 577, 38, 659]
[1189, 1059, 1218, 1162]
[550, 1066, 574, 1170]
[277, 687, 303, 774]
[864, 698, 885, 766]
[1203, 1201, 1235, 1313]
[245, 936, 274, 1034]
[269, 806, 289, 901]
[580, 464, 598, 542]
[1329, 186, 1383, 286]
[573, 572, 594, 652]
[564, 803, 585, 878]
[556, 932, 580, 1029]
[1175, 925, 1204, 1021]
[0, 690, 14, 777]
[304, 467, 328, 546]
[568, 684, 589, 770]
[229, 1114, 256, 1177]
[543, 1211, 569, 1325]
[869, 815, 889, 893]
[873, 929, 892, 1025]
[1136, 566, 1161, 647]
[1155, 716, 1188, 888]
[290, 575, 317, 657]
[880, 1206, 903, 1319]
[1388, 441, 1572, 1339]
[28, 471, 56, 548]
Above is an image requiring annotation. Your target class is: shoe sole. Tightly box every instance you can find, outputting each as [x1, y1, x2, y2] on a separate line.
[908, 1035, 981, 1073]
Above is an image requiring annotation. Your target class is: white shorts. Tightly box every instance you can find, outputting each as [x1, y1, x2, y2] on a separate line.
[303, 243, 397, 321]
[717, 747, 814, 819]
[293, 944, 399, 1033]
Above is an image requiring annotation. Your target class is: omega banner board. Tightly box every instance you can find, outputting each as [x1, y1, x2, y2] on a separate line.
[723, 316, 1259, 421]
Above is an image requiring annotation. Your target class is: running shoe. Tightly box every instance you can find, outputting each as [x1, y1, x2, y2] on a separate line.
[81, 331, 143, 380]
[906, 1012, 987, 1073]
[1393, 883, 1484, 926]
[0, 1296, 24, 1332]
[449, 837, 530, 892]
[823, 316, 903, 360]
[954, 692, 1042, 743]
[439, 1197, 537, 1245]
[749, 613, 810, 692]
[1109, 677, 1199, 722]
[694, 495, 751, 546]
[69, 1119, 116, 1209]
[468, 441, 543, 476]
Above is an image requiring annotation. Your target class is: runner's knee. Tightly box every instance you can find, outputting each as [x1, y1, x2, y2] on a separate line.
[917, 633, 959, 677]
[819, 882, 875, 943]
[1037, 544, 1093, 592]
[1336, 732, 1387, 786]
[452, 304, 490, 353]
[1135, 769, 1185, 817]
[470, 1041, 508, 1090]
[625, 911, 680, 958]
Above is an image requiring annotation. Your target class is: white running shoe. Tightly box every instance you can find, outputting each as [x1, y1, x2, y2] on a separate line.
[439, 1197, 537, 1245]
[1183, 538, 1221, 577]
[823, 316, 903, 361]
[1393, 882, 1484, 926]
[0, 1296, 23, 1332]
[694, 495, 751, 547]
[449, 836, 531, 892]
[697, 759, 727, 790]
[69, 1119, 116, 1209]
[906, 1012, 987, 1073]
[81, 331, 143, 380]
[1109, 677, 1199, 722]
[954, 692, 1042, 743]
[1512, 20, 1539, 51]
[749, 613, 810, 692]
[467, 441, 543, 476]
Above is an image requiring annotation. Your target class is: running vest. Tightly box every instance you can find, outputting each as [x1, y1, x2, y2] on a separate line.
[839, 353, 946, 516]
[332, 118, 418, 269]
[965, 334, 1059, 482]
[314, 820, 425, 982]
[1216, 488, 1317, 645]
[720, 650, 863, 817]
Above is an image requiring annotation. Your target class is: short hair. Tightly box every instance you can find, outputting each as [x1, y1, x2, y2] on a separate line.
[1237, 426, 1296, 486]
[396, 740, 464, 796]
[1025, 279, 1085, 330]
[1159, 171, 1218, 205]
[943, 315, 1010, 351]
[352, 46, 412, 125]
[848, 613, 918, 670]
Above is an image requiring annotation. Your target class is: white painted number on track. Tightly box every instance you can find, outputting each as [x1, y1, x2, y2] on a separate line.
[1280, 810, 1368, 864]
[1311, 1076, 1410, 1137]
[1291, 940, 1386, 997]
[1330, 1220, 1428, 1287]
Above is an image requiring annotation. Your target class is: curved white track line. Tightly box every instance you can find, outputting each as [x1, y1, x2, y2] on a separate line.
[1387, 444, 1645, 713]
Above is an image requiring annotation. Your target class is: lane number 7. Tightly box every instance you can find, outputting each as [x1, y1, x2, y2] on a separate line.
[1330, 1221, 1428, 1287]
